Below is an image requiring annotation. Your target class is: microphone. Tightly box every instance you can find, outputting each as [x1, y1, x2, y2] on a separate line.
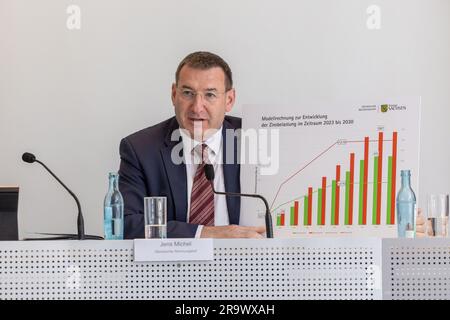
[22, 152, 102, 240]
[204, 164, 273, 238]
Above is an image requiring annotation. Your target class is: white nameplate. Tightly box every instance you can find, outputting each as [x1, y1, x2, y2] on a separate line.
[133, 239, 214, 262]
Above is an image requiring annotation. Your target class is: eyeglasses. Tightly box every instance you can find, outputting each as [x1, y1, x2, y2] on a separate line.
[177, 87, 229, 104]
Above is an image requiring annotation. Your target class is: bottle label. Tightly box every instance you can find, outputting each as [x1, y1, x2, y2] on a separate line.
[113, 218, 122, 236]
[405, 230, 415, 238]
[104, 207, 113, 239]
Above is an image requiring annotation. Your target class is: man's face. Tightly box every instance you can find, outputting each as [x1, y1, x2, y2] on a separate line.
[172, 65, 235, 140]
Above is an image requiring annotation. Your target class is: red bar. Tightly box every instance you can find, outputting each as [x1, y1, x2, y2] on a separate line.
[335, 165, 341, 225]
[391, 132, 397, 224]
[363, 137, 369, 225]
[321, 177, 326, 226]
[349, 153, 355, 225]
[280, 213, 285, 226]
[377, 132, 383, 225]
[308, 187, 313, 225]
[294, 201, 299, 226]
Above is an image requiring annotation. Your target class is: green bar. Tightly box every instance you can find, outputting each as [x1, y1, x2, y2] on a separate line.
[386, 156, 393, 225]
[277, 214, 281, 226]
[359, 160, 364, 225]
[345, 172, 350, 225]
[372, 156, 379, 225]
[303, 196, 308, 225]
[317, 189, 322, 225]
[331, 180, 336, 225]
[290, 206, 295, 226]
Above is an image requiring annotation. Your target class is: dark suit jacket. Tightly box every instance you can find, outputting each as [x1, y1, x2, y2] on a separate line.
[119, 116, 241, 238]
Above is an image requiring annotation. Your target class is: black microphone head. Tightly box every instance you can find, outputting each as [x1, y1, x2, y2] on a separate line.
[22, 152, 36, 163]
[204, 164, 215, 181]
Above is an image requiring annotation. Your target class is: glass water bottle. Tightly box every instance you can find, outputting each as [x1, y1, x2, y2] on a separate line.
[396, 170, 416, 238]
[104, 172, 124, 240]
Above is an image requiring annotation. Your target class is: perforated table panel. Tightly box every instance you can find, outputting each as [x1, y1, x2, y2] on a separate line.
[382, 238, 450, 300]
[0, 238, 383, 300]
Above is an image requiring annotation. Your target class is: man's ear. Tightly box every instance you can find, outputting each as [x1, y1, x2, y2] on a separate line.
[171, 83, 177, 106]
[225, 88, 235, 113]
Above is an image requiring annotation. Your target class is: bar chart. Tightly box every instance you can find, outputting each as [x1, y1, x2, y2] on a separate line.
[273, 131, 398, 227]
[240, 97, 421, 237]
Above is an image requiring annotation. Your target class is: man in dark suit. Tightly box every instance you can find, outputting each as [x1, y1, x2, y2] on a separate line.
[119, 51, 265, 238]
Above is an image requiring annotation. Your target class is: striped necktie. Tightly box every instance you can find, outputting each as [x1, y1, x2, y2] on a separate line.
[189, 144, 215, 226]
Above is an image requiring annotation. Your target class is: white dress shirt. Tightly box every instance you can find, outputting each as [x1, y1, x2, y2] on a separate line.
[179, 127, 229, 238]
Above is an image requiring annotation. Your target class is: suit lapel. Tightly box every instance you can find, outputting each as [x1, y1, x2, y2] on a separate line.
[161, 119, 188, 222]
[222, 119, 241, 225]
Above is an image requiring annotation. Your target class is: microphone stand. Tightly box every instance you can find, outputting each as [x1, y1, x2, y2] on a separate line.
[210, 188, 274, 239]
[36, 159, 86, 240]
[22, 154, 102, 240]
[204, 163, 273, 238]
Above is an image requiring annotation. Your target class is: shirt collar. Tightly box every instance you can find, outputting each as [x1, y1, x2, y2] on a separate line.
[179, 126, 223, 161]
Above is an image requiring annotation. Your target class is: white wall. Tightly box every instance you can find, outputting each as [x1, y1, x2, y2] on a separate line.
[1, 0, 449, 239]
